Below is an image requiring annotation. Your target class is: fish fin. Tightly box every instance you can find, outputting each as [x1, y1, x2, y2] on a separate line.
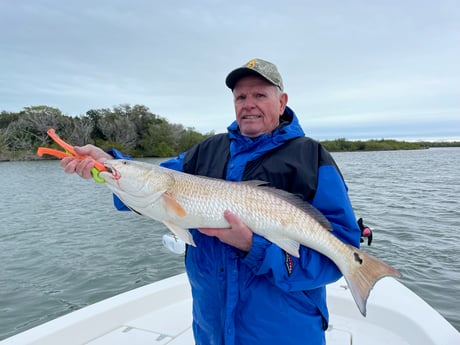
[196, 176, 269, 187]
[267, 236, 300, 258]
[341, 245, 401, 316]
[163, 193, 187, 217]
[163, 221, 196, 247]
[239, 180, 270, 187]
[260, 186, 332, 231]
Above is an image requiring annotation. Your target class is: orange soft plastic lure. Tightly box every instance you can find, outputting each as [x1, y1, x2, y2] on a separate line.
[37, 128, 107, 183]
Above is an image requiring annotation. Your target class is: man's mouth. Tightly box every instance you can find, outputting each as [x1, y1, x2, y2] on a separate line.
[241, 115, 261, 120]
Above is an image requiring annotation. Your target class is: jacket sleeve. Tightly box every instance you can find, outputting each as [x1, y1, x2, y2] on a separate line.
[107, 149, 132, 211]
[160, 152, 186, 172]
[241, 163, 361, 292]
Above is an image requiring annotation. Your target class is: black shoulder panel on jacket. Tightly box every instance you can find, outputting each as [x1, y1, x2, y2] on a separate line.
[183, 133, 230, 179]
[242, 137, 336, 202]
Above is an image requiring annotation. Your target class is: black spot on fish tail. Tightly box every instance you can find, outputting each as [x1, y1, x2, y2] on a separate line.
[354, 252, 363, 265]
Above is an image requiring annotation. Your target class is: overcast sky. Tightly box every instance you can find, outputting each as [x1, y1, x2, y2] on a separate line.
[1, 0, 459, 140]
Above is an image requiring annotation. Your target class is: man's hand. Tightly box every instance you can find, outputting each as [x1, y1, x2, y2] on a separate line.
[198, 210, 253, 252]
[60, 145, 112, 179]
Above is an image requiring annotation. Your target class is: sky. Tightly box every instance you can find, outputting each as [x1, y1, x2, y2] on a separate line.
[1, 0, 459, 141]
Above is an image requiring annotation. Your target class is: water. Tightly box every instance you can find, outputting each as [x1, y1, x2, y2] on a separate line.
[332, 148, 460, 331]
[0, 149, 459, 340]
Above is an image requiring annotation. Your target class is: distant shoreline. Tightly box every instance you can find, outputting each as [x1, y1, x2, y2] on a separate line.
[319, 138, 460, 152]
[1, 139, 459, 162]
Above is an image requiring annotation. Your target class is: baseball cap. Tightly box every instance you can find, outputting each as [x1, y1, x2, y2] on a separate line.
[225, 58, 284, 91]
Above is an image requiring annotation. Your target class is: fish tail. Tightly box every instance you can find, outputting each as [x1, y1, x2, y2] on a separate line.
[342, 246, 401, 316]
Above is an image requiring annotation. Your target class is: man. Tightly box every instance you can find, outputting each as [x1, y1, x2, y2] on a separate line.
[62, 58, 361, 345]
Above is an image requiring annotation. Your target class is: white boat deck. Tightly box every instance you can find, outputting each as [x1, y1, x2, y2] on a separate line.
[86, 299, 193, 345]
[1, 273, 459, 345]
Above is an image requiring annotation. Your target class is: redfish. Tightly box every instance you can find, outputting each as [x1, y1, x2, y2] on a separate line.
[100, 159, 400, 316]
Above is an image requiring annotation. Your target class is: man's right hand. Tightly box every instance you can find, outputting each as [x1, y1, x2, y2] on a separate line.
[60, 145, 112, 179]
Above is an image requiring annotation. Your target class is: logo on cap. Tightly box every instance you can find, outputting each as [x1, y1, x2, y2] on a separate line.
[246, 59, 256, 68]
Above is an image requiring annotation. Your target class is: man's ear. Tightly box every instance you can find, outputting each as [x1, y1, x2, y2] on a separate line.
[279, 92, 288, 114]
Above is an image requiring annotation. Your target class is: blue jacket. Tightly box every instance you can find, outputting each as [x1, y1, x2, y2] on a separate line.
[160, 107, 361, 345]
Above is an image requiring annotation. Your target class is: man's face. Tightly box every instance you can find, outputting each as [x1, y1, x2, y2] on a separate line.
[233, 75, 288, 138]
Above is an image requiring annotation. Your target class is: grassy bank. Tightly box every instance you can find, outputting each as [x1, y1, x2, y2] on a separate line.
[320, 138, 459, 152]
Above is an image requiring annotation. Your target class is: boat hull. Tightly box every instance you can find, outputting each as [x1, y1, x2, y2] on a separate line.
[1, 274, 459, 345]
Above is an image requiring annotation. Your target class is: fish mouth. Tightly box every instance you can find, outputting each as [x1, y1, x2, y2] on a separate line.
[103, 162, 121, 180]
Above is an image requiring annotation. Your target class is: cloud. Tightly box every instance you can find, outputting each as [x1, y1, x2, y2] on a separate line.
[0, 0, 459, 139]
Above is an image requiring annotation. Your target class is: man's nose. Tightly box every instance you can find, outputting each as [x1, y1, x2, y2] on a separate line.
[242, 97, 255, 109]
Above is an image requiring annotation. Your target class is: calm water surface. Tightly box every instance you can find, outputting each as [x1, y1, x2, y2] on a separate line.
[0, 148, 459, 340]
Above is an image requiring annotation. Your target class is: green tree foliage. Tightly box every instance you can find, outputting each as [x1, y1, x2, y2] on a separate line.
[0, 111, 19, 129]
[320, 138, 426, 151]
[2, 106, 72, 158]
[0, 104, 210, 160]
